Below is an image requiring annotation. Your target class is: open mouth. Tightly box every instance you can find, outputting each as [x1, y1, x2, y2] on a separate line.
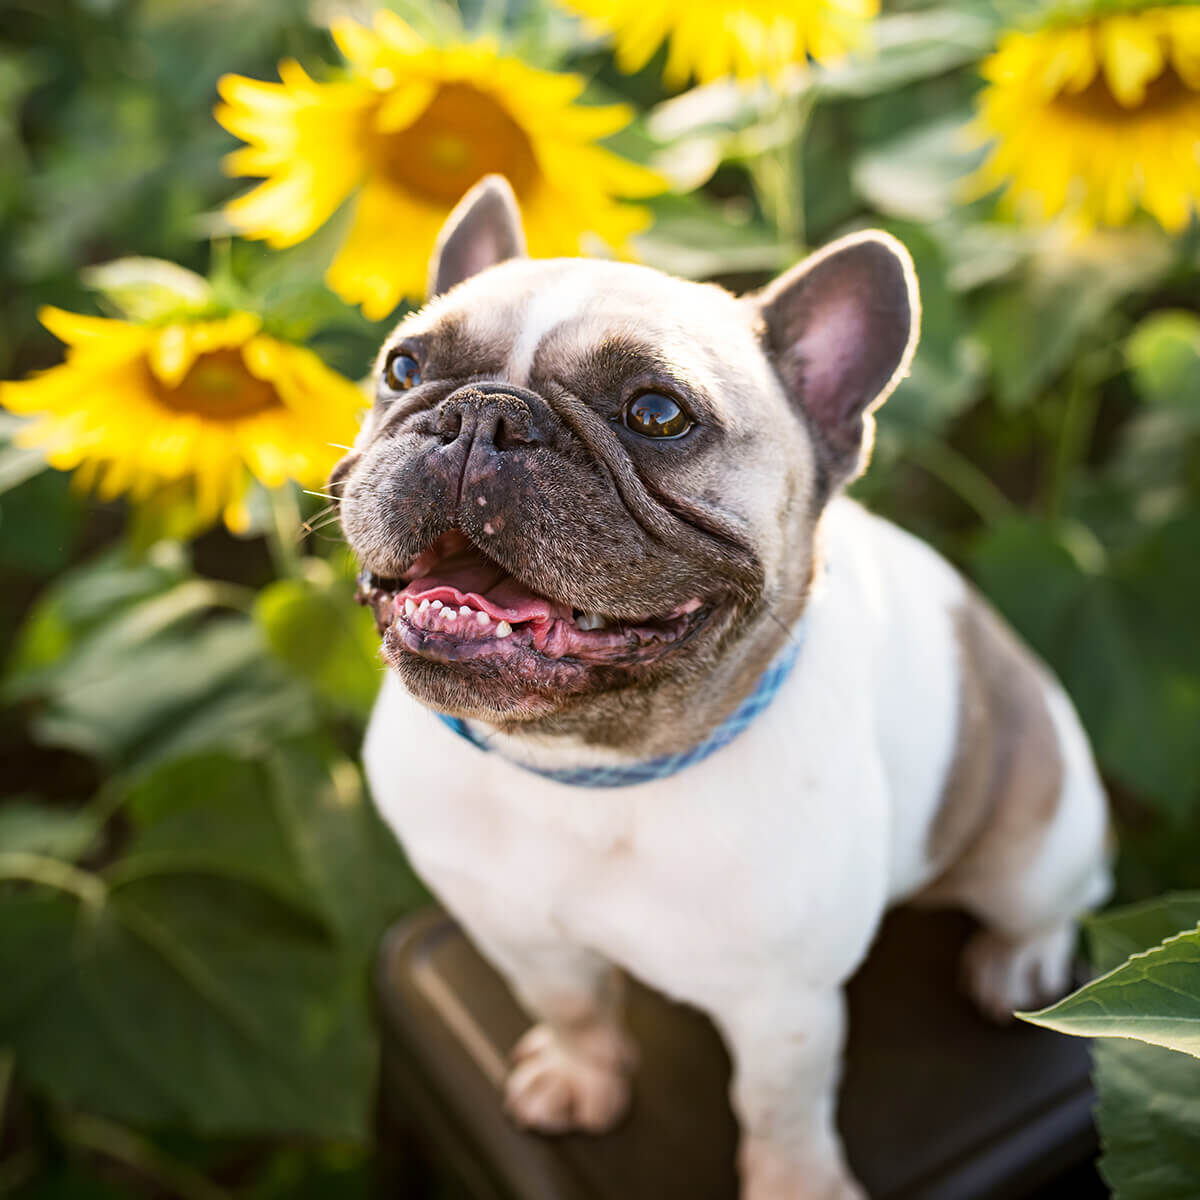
[356, 530, 709, 671]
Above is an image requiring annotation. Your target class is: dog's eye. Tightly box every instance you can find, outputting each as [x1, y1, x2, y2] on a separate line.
[385, 353, 422, 391]
[621, 392, 692, 439]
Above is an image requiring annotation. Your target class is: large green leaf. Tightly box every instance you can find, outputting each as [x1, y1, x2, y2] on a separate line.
[970, 516, 1200, 819]
[1094, 1038, 1200, 1200]
[1065, 896, 1200, 1200]
[121, 742, 426, 956]
[4, 544, 189, 688]
[0, 882, 366, 1137]
[4, 548, 316, 777]
[25, 616, 315, 775]
[1021, 924, 1200, 1056]
[0, 742, 425, 1138]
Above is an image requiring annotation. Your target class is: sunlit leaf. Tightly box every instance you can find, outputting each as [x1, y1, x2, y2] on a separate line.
[254, 560, 383, 720]
[81, 257, 211, 323]
[1126, 310, 1200, 414]
[1022, 924, 1200, 1057]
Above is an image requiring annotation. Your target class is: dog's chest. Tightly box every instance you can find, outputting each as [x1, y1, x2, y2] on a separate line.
[364, 670, 892, 999]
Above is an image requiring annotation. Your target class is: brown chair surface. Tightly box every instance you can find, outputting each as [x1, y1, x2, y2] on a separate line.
[376, 906, 1095, 1200]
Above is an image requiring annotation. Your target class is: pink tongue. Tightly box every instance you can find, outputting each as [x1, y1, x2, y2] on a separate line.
[404, 546, 568, 624]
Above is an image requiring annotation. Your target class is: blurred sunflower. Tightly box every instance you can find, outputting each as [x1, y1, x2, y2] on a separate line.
[972, 5, 1200, 231]
[1, 308, 364, 532]
[215, 12, 662, 319]
[560, 0, 878, 86]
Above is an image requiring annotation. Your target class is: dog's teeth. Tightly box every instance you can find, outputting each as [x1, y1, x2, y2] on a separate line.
[495, 620, 512, 638]
[476, 611, 490, 626]
[459, 605, 472, 617]
[575, 612, 607, 631]
[431, 599, 442, 610]
[404, 598, 417, 617]
[418, 598, 430, 613]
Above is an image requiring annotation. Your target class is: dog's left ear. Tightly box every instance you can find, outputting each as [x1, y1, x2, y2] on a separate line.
[755, 231, 919, 485]
[427, 174, 528, 298]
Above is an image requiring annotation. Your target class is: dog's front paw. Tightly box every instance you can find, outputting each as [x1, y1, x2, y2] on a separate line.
[962, 923, 1075, 1023]
[503, 1022, 636, 1134]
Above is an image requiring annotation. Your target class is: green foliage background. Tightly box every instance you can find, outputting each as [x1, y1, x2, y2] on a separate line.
[1, 0, 1199, 1196]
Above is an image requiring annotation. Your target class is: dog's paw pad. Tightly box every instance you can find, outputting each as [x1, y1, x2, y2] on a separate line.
[503, 1023, 634, 1134]
[962, 924, 1075, 1023]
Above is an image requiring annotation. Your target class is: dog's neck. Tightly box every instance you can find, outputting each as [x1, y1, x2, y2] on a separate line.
[463, 564, 824, 769]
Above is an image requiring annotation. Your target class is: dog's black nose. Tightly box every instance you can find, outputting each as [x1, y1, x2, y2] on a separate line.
[435, 382, 547, 453]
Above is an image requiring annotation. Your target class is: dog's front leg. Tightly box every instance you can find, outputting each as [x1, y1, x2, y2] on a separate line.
[721, 985, 865, 1200]
[488, 939, 637, 1135]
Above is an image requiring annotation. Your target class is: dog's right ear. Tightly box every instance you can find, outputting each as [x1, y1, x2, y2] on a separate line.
[754, 231, 918, 488]
[427, 175, 527, 299]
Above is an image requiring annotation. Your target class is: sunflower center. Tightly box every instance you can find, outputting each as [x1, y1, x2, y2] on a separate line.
[376, 83, 539, 205]
[155, 349, 281, 420]
[1052, 65, 1195, 121]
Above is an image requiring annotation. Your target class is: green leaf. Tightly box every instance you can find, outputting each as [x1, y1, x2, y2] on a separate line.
[0, 414, 48, 496]
[852, 115, 981, 225]
[973, 228, 1173, 410]
[815, 8, 996, 100]
[1126, 310, 1200, 415]
[0, 882, 368, 1137]
[1094, 1038, 1200, 1200]
[119, 741, 425, 956]
[0, 800, 100, 860]
[635, 191, 790, 279]
[0, 467, 85, 578]
[17, 610, 315, 776]
[970, 516, 1200, 818]
[1077, 896, 1200, 1199]
[5, 544, 188, 686]
[1088, 893, 1200, 974]
[254, 560, 383, 720]
[0, 744, 424, 1139]
[1021, 923, 1200, 1057]
[81, 257, 212, 323]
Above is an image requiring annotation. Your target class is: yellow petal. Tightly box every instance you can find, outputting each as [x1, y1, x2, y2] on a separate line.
[326, 175, 444, 315]
[1101, 15, 1166, 107]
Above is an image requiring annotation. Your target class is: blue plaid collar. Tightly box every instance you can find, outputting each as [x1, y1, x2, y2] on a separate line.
[434, 623, 805, 788]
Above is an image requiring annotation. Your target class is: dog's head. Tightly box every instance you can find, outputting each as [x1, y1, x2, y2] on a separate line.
[334, 176, 917, 749]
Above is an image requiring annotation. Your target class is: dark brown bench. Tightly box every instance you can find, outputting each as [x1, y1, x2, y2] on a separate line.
[375, 907, 1099, 1199]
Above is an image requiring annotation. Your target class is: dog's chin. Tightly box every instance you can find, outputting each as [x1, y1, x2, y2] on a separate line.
[355, 529, 719, 723]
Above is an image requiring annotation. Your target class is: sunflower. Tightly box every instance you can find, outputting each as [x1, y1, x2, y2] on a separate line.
[1, 308, 364, 532]
[971, 5, 1200, 232]
[215, 12, 662, 320]
[560, 0, 878, 86]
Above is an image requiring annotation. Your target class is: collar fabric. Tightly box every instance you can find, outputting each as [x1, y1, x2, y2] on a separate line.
[433, 624, 806, 788]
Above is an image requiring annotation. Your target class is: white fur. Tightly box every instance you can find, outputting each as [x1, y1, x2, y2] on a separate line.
[504, 276, 596, 385]
[364, 497, 1110, 1199]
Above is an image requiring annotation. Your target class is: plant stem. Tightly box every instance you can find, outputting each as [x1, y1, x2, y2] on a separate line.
[1047, 372, 1101, 526]
[57, 1112, 231, 1200]
[752, 83, 815, 255]
[266, 483, 303, 579]
[0, 854, 106, 911]
[905, 437, 1016, 529]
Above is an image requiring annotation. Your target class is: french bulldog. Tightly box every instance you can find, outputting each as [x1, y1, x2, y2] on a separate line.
[332, 175, 1112, 1199]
